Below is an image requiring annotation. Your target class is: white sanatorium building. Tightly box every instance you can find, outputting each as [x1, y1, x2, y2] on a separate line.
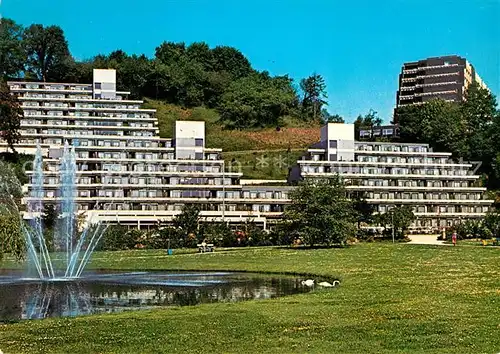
[288, 123, 493, 230]
[4, 69, 493, 231]
[6, 69, 290, 229]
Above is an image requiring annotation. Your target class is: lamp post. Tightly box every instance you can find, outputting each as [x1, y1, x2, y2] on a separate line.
[221, 158, 228, 226]
[391, 210, 395, 243]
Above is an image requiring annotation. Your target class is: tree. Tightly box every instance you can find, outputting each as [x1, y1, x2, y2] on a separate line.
[300, 73, 328, 120]
[211, 45, 252, 79]
[0, 160, 22, 208]
[462, 82, 497, 139]
[219, 73, 297, 128]
[380, 205, 415, 238]
[23, 24, 71, 82]
[282, 176, 356, 247]
[461, 82, 499, 170]
[42, 204, 58, 230]
[155, 42, 186, 66]
[352, 193, 375, 228]
[396, 99, 466, 156]
[0, 209, 24, 260]
[186, 42, 213, 71]
[117, 54, 155, 99]
[321, 109, 344, 123]
[0, 160, 24, 260]
[0, 82, 22, 153]
[0, 18, 25, 79]
[396, 85, 500, 187]
[153, 225, 181, 249]
[173, 204, 200, 240]
[482, 210, 500, 238]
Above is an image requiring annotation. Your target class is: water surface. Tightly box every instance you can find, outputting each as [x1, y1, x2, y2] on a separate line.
[0, 270, 313, 321]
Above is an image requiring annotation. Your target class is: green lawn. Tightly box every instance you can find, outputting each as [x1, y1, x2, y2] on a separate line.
[1, 244, 499, 353]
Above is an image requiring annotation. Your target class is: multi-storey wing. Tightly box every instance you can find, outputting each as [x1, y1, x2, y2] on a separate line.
[288, 123, 493, 231]
[395, 55, 488, 115]
[6, 69, 289, 229]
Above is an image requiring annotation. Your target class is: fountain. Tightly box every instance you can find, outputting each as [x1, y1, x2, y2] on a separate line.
[22, 142, 108, 279]
[0, 143, 323, 322]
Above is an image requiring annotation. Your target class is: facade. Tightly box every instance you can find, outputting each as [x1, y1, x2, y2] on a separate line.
[5, 70, 493, 232]
[358, 124, 400, 140]
[6, 70, 289, 229]
[289, 123, 493, 231]
[395, 55, 488, 120]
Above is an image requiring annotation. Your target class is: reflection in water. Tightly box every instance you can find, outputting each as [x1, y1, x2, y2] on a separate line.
[0, 272, 315, 321]
[23, 282, 92, 319]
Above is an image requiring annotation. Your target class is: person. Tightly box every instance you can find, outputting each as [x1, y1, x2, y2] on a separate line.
[452, 232, 457, 246]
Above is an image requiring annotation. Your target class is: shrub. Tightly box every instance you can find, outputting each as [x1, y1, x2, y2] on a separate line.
[99, 225, 140, 251]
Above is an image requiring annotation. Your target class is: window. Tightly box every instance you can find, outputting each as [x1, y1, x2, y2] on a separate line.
[195, 138, 204, 147]
[329, 154, 337, 161]
[95, 82, 102, 89]
[195, 152, 203, 160]
[95, 93, 101, 99]
[329, 140, 337, 148]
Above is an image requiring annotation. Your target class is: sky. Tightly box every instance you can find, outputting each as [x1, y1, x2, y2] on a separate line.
[2, 0, 499, 123]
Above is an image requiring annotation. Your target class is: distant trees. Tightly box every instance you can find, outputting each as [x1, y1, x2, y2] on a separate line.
[353, 109, 382, 139]
[0, 81, 23, 153]
[321, 109, 344, 123]
[282, 176, 357, 247]
[1, 18, 343, 131]
[0, 17, 345, 130]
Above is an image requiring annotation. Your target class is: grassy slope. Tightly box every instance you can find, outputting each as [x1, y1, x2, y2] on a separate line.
[143, 100, 321, 179]
[1, 244, 499, 353]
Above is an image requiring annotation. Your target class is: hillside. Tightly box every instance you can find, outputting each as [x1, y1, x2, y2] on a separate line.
[143, 100, 322, 180]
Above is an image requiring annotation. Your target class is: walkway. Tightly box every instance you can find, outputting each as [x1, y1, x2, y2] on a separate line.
[406, 234, 446, 245]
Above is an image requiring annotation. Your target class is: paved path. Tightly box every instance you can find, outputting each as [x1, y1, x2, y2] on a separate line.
[407, 234, 447, 245]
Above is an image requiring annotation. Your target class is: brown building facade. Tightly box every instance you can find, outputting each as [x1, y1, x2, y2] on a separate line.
[395, 55, 487, 121]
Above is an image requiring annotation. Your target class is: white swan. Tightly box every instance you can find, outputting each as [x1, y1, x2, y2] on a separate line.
[301, 279, 314, 287]
[318, 280, 340, 287]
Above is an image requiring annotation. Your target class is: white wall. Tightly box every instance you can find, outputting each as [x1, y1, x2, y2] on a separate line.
[175, 121, 205, 140]
[93, 69, 116, 83]
[174, 121, 205, 159]
[324, 123, 355, 161]
[93, 69, 116, 99]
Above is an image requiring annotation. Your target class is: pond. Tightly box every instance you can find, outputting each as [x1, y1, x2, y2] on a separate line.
[0, 270, 317, 322]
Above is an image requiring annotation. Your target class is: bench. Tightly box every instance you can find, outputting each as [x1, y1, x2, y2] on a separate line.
[197, 243, 215, 253]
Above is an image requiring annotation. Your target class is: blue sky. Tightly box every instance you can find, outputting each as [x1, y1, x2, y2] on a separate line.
[2, 0, 499, 123]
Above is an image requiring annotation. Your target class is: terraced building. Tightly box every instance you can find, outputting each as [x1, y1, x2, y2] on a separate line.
[288, 123, 493, 231]
[6, 69, 289, 229]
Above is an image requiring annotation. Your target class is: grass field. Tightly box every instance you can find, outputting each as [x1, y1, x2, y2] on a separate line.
[1, 243, 499, 353]
[142, 100, 321, 179]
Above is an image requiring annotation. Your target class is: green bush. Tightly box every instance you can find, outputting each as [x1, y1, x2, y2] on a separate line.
[99, 225, 139, 251]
